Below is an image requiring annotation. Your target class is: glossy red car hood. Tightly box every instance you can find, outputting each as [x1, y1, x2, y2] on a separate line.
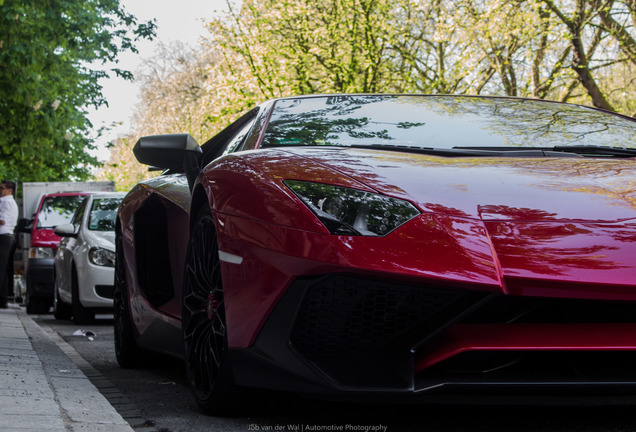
[285, 147, 636, 296]
[287, 147, 636, 222]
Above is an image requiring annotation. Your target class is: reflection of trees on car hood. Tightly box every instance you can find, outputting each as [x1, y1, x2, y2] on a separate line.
[283, 147, 636, 223]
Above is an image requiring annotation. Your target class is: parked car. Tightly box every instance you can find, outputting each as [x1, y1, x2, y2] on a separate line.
[115, 94, 636, 415]
[23, 192, 90, 313]
[53, 192, 125, 323]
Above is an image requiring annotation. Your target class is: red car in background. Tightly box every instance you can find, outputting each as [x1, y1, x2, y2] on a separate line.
[24, 192, 88, 314]
[115, 94, 636, 415]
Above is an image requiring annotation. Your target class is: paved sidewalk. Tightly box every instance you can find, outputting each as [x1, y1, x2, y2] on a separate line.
[0, 302, 134, 432]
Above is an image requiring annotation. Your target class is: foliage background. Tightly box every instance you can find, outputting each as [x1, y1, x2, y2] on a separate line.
[0, 0, 155, 184]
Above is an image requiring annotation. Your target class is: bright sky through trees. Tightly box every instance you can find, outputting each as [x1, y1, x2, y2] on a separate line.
[88, 0, 229, 161]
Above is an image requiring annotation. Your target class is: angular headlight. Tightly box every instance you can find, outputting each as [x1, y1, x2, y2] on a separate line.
[285, 180, 420, 236]
[88, 247, 115, 267]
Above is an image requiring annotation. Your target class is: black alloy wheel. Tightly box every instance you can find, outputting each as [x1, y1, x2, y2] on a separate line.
[182, 205, 242, 416]
[113, 227, 142, 368]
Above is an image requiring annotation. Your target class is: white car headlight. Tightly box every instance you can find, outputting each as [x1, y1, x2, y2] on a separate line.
[88, 247, 116, 267]
[28, 247, 55, 259]
[285, 180, 420, 236]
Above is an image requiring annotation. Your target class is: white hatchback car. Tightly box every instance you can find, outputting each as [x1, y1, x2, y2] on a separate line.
[53, 192, 126, 323]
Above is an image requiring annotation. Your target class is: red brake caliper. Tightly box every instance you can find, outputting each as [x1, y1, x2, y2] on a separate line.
[206, 293, 219, 321]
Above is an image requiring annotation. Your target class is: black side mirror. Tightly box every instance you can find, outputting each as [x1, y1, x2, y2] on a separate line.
[133, 134, 203, 191]
[16, 218, 32, 234]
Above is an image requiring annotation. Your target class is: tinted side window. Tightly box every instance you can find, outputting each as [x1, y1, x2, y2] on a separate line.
[222, 118, 257, 156]
[71, 197, 90, 230]
[200, 107, 261, 166]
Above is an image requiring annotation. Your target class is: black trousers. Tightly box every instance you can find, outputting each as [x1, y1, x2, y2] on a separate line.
[0, 234, 15, 305]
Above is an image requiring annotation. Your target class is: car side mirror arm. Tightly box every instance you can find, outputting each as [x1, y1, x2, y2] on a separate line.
[183, 150, 202, 192]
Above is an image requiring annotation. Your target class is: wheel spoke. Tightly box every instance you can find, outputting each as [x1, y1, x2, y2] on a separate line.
[183, 209, 227, 401]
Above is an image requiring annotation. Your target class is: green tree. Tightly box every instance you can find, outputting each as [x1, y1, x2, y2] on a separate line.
[526, 0, 636, 112]
[594, 0, 636, 66]
[98, 42, 221, 191]
[210, 0, 445, 98]
[132, 42, 222, 140]
[208, 0, 636, 110]
[452, 0, 570, 98]
[0, 0, 155, 182]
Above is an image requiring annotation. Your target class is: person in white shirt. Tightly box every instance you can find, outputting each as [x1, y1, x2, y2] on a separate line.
[0, 180, 18, 308]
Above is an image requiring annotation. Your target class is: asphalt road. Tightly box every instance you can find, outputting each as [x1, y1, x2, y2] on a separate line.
[32, 315, 636, 432]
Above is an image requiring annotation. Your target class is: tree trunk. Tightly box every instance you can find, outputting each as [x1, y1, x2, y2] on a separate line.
[570, 33, 615, 111]
[596, 1, 636, 66]
[626, 0, 636, 26]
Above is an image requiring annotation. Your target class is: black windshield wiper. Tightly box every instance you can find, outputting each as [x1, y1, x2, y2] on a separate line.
[552, 145, 636, 157]
[348, 144, 636, 158]
[349, 144, 577, 157]
[454, 145, 636, 158]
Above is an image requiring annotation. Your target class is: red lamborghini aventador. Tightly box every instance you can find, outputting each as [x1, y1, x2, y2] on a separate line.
[115, 94, 636, 414]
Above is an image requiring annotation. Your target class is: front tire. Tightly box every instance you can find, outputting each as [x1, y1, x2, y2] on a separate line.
[182, 205, 243, 416]
[53, 284, 72, 320]
[114, 227, 142, 368]
[71, 267, 94, 324]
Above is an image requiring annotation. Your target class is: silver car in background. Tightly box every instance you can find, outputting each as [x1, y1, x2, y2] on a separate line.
[53, 192, 126, 323]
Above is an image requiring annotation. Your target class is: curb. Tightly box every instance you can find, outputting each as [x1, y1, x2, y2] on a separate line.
[1, 305, 141, 431]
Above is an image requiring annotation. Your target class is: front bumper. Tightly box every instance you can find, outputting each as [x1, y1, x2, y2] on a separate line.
[77, 262, 115, 309]
[230, 274, 636, 400]
[26, 258, 54, 300]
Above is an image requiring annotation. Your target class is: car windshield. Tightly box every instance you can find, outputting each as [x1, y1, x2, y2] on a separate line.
[88, 198, 122, 231]
[36, 195, 85, 229]
[261, 95, 636, 151]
